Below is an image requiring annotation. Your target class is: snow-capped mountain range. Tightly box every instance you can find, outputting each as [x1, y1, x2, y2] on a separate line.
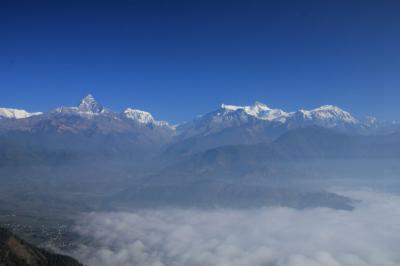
[176, 101, 397, 140]
[51, 94, 171, 126]
[0, 94, 171, 127]
[223, 102, 359, 125]
[0, 95, 397, 139]
[213, 102, 358, 125]
[0, 95, 175, 148]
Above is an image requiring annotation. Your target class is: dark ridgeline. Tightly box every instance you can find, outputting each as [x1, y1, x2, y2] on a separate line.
[0, 227, 82, 266]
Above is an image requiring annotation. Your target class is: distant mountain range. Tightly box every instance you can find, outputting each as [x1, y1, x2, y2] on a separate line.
[0, 94, 398, 173]
[173, 101, 398, 153]
[0, 95, 174, 158]
[0, 95, 398, 212]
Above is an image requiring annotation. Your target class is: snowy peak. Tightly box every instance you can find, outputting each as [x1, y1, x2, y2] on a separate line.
[55, 94, 111, 116]
[312, 105, 354, 118]
[124, 108, 155, 124]
[123, 108, 172, 128]
[220, 102, 289, 122]
[0, 108, 42, 119]
[78, 94, 104, 113]
[295, 105, 358, 125]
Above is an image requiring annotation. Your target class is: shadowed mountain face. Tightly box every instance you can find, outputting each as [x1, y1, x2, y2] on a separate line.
[112, 127, 399, 210]
[0, 227, 82, 266]
[153, 127, 400, 180]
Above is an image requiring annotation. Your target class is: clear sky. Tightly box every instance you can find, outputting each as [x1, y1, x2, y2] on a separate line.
[0, 0, 398, 123]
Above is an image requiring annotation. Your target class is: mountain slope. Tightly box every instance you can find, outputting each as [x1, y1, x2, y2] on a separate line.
[183, 127, 400, 170]
[0, 227, 82, 266]
[113, 126, 400, 210]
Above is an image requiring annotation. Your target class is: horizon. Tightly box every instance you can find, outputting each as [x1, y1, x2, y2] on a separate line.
[1, 0, 399, 123]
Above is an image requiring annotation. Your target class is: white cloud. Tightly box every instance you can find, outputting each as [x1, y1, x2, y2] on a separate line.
[72, 191, 400, 266]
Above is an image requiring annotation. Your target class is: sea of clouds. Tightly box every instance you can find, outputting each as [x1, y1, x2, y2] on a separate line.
[72, 191, 400, 266]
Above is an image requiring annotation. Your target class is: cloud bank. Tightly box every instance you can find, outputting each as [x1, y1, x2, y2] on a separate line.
[73, 191, 400, 266]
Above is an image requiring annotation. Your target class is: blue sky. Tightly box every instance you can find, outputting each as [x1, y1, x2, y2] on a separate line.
[0, 0, 398, 123]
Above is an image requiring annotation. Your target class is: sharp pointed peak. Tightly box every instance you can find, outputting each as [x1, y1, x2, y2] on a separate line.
[78, 93, 104, 113]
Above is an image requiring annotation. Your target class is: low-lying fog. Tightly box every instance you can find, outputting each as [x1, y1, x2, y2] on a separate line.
[72, 190, 400, 266]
